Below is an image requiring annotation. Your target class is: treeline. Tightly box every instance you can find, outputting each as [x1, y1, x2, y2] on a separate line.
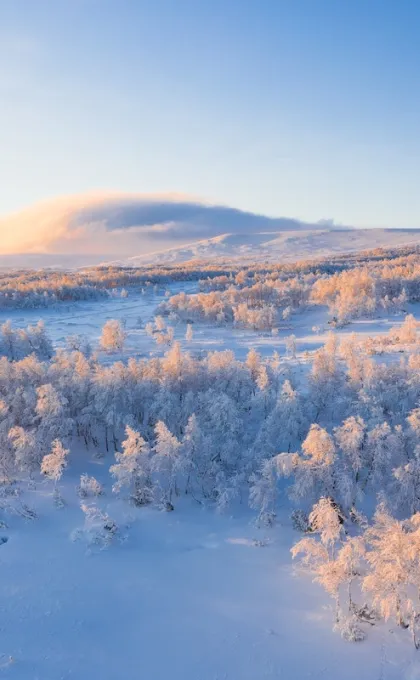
[3, 243, 420, 313]
[161, 249, 420, 329]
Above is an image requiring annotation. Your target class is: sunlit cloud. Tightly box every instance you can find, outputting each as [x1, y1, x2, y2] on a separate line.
[0, 192, 333, 257]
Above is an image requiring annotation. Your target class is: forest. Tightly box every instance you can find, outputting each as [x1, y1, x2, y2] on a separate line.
[1, 244, 420, 658]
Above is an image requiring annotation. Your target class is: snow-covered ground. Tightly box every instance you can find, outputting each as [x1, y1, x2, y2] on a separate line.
[0, 283, 416, 362]
[1, 283, 420, 679]
[2, 463, 419, 680]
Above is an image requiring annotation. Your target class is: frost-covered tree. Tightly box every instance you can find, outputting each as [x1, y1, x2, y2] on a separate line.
[285, 334, 297, 359]
[292, 498, 346, 623]
[324, 331, 339, 356]
[77, 473, 103, 498]
[110, 426, 152, 506]
[151, 421, 181, 510]
[41, 439, 68, 484]
[179, 414, 202, 494]
[393, 449, 420, 515]
[100, 319, 126, 352]
[365, 422, 400, 491]
[334, 416, 366, 475]
[8, 426, 38, 477]
[25, 321, 53, 359]
[407, 407, 420, 440]
[72, 503, 120, 550]
[256, 365, 270, 392]
[287, 425, 336, 504]
[215, 471, 240, 514]
[332, 537, 366, 613]
[249, 457, 279, 526]
[66, 334, 92, 357]
[41, 439, 69, 507]
[154, 315, 166, 332]
[35, 383, 71, 451]
[255, 379, 305, 456]
[334, 416, 367, 510]
[309, 347, 346, 420]
[398, 314, 418, 344]
[185, 323, 193, 342]
[309, 496, 343, 550]
[246, 347, 261, 381]
[282, 306, 292, 321]
[0, 321, 19, 360]
[363, 504, 420, 643]
[145, 322, 154, 336]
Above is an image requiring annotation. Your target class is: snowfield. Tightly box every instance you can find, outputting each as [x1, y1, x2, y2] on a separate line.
[120, 228, 420, 266]
[0, 283, 416, 363]
[2, 473, 419, 680]
[2, 246, 420, 679]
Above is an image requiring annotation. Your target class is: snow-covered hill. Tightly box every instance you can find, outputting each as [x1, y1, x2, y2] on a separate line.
[0, 193, 335, 262]
[3, 228, 420, 269]
[121, 228, 420, 265]
[1, 193, 420, 268]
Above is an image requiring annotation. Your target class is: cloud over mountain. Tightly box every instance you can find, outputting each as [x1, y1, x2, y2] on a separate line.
[0, 193, 338, 257]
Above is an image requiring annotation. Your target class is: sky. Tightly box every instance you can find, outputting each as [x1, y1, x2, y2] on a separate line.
[1, 0, 420, 228]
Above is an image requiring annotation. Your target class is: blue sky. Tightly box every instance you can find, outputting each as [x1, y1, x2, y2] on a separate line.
[1, 0, 420, 227]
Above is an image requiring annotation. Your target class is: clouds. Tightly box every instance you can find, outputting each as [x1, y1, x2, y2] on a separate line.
[0, 192, 337, 256]
[70, 195, 322, 239]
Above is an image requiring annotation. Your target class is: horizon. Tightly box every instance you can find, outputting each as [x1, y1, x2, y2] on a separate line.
[2, 191, 420, 261]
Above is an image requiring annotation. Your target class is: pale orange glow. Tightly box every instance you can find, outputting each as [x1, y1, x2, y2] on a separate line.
[0, 192, 199, 255]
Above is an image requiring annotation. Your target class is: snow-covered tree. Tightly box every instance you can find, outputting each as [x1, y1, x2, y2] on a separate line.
[0, 321, 18, 360]
[249, 457, 279, 526]
[35, 383, 71, 451]
[398, 314, 418, 344]
[282, 306, 292, 321]
[72, 503, 120, 550]
[110, 426, 152, 506]
[66, 334, 92, 356]
[363, 504, 420, 643]
[100, 319, 126, 352]
[25, 320, 53, 359]
[393, 449, 420, 515]
[41, 439, 69, 488]
[366, 422, 399, 490]
[246, 347, 261, 381]
[185, 323, 193, 342]
[179, 414, 201, 494]
[255, 379, 305, 456]
[151, 421, 181, 509]
[285, 334, 297, 359]
[154, 315, 166, 332]
[334, 416, 367, 510]
[8, 426, 38, 477]
[288, 425, 336, 504]
[292, 498, 346, 624]
[309, 347, 346, 420]
[314, 535, 366, 636]
[77, 474, 103, 499]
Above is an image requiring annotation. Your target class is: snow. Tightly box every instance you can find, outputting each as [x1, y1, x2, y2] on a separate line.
[119, 228, 420, 266]
[0, 193, 338, 262]
[2, 191, 420, 268]
[1, 279, 420, 678]
[0, 283, 416, 364]
[1, 466, 419, 680]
